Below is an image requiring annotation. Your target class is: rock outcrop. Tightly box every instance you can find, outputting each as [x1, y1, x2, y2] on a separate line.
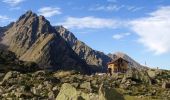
[56, 83, 89, 100]
[1, 11, 89, 73]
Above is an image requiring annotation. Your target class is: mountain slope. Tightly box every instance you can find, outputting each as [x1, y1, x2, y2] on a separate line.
[55, 26, 112, 72]
[55, 26, 146, 71]
[1, 11, 89, 73]
[0, 23, 14, 41]
[0, 11, 146, 73]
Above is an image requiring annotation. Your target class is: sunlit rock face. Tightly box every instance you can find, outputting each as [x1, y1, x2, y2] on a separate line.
[1, 11, 89, 73]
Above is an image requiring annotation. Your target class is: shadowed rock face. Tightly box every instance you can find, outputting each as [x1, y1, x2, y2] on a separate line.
[0, 11, 89, 73]
[55, 26, 112, 72]
[0, 27, 4, 41]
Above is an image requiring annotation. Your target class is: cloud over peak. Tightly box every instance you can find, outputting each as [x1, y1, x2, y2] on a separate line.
[58, 16, 121, 29]
[38, 7, 62, 18]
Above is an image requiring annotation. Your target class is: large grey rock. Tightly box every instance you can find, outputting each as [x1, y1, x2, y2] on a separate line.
[33, 70, 46, 77]
[162, 82, 170, 89]
[56, 83, 91, 100]
[98, 84, 106, 100]
[0, 71, 20, 85]
[48, 91, 55, 99]
[80, 82, 91, 91]
[125, 68, 151, 84]
[147, 69, 163, 78]
[3, 71, 20, 81]
[147, 70, 157, 78]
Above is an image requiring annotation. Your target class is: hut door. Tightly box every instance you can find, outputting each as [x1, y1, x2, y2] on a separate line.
[108, 68, 112, 75]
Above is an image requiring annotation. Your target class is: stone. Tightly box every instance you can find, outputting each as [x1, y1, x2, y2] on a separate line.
[125, 68, 151, 84]
[121, 76, 127, 83]
[43, 81, 53, 91]
[91, 80, 97, 85]
[72, 83, 79, 88]
[52, 86, 59, 91]
[56, 83, 90, 100]
[0, 86, 4, 94]
[33, 70, 46, 77]
[80, 82, 91, 91]
[119, 84, 129, 89]
[14, 92, 33, 98]
[147, 70, 156, 78]
[162, 82, 170, 89]
[3, 71, 20, 82]
[31, 87, 39, 95]
[48, 91, 55, 99]
[37, 84, 43, 90]
[98, 84, 106, 100]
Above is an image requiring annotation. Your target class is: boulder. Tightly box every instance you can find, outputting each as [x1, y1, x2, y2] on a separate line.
[80, 82, 91, 91]
[147, 70, 156, 78]
[3, 71, 20, 81]
[125, 68, 151, 84]
[33, 70, 46, 77]
[0, 71, 20, 85]
[48, 91, 55, 99]
[98, 84, 106, 100]
[162, 82, 170, 89]
[56, 83, 91, 100]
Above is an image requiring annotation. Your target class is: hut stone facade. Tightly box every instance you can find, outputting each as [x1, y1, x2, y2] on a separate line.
[107, 57, 129, 74]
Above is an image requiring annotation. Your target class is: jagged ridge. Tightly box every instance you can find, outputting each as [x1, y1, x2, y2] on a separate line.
[55, 26, 112, 72]
[0, 11, 89, 73]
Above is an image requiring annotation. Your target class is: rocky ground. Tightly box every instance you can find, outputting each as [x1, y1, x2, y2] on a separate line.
[0, 68, 169, 100]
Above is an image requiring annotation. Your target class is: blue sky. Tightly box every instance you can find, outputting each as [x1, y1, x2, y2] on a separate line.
[0, 0, 170, 69]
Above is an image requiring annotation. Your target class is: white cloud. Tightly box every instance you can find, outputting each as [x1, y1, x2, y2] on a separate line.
[38, 7, 62, 18]
[113, 33, 131, 40]
[126, 6, 144, 12]
[89, 4, 143, 12]
[89, 4, 123, 11]
[130, 6, 170, 55]
[0, 15, 14, 26]
[2, 0, 25, 6]
[58, 16, 121, 29]
[0, 15, 9, 20]
[0, 15, 10, 24]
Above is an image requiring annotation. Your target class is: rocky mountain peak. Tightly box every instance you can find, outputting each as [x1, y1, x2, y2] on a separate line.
[1, 10, 55, 51]
[17, 10, 37, 22]
[0, 11, 89, 73]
